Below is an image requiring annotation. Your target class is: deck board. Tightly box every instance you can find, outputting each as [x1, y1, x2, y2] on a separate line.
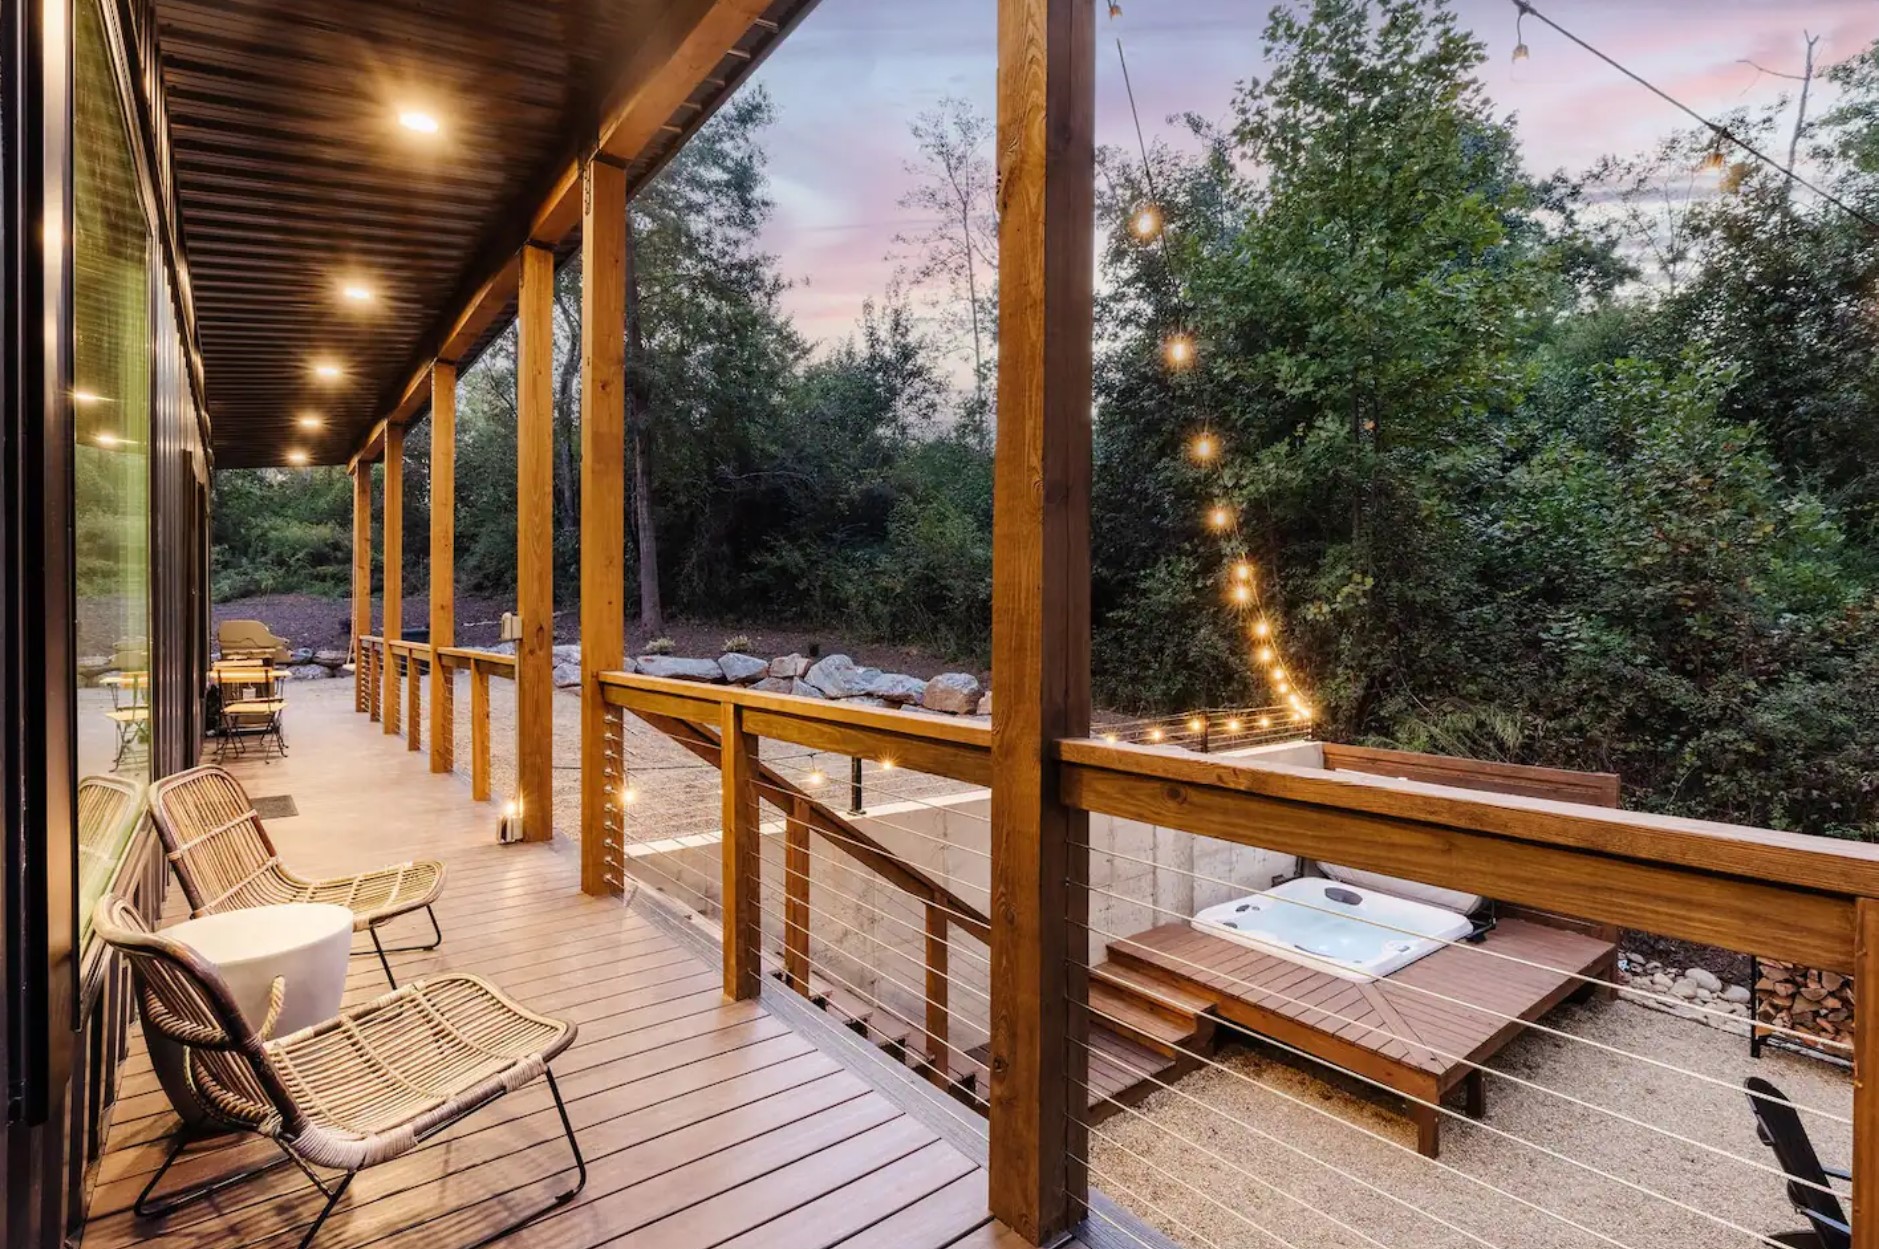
[80, 686, 1039, 1249]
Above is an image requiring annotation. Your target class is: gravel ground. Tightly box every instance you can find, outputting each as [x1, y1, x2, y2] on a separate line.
[1091, 996, 1851, 1249]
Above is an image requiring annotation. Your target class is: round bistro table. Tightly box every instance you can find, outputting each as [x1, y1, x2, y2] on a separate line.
[144, 902, 353, 1125]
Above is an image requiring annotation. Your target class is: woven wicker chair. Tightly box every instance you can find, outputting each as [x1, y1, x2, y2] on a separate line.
[150, 765, 446, 987]
[94, 895, 584, 1247]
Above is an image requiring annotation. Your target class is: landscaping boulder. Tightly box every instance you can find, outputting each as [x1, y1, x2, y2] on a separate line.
[288, 647, 315, 665]
[637, 656, 724, 683]
[789, 679, 827, 699]
[288, 664, 328, 681]
[1686, 967, 1723, 994]
[552, 660, 582, 689]
[553, 643, 582, 665]
[313, 649, 348, 668]
[752, 676, 792, 694]
[804, 654, 881, 699]
[921, 672, 982, 715]
[975, 692, 992, 717]
[769, 653, 810, 680]
[865, 673, 927, 705]
[718, 653, 769, 685]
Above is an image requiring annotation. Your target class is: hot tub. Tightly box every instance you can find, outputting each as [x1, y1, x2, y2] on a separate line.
[1191, 876, 1473, 982]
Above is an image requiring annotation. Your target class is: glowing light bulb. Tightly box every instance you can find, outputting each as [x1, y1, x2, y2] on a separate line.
[1207, 505, 1232, 531]
[1163, 333, 1196, 370]
[312, 361, 342, 381]
[340, 283, 373, 304]
[1225, 718, 1242, 733]
[1131, 204, 1162, 240]
[620, 785, 639, 806]
[94, 431, 120, 448]
[1187, 716, 1204, 734]
[1700, 148, 1726, 173]
[1233, 562, 1254, 582]
[1255, 646, 1274, 664]
[879, 759, 896, 771]
[805, 767, 827, 789]
[398, 109, 440, 134]
[1231, 584, 1252, 604]
[504, 800, 520, 819]
[287, 449, 310, 465]
[1190, 432, 1217, 462]
[1103, 732, 1119, 744]
[1258, 715, 1273, 728]
[1511, 42, 1529, 63]
[1252, 619, 1271, 639]
[1148, 728, 1164, 742]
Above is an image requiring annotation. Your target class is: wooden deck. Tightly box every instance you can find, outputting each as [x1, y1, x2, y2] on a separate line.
[80, 685, 1062, 1249]
[1107, 914, 1618, 1157]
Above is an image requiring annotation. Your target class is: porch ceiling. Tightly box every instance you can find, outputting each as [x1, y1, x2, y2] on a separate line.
[156, 0, 810, 470]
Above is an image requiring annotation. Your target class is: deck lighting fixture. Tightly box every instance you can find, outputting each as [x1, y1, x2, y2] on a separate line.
[312, 361, 342, 382]
[398, 109, 440, 135]
[340, 282, 374, 304]
[1189, 432, 1216, 462]
[1130, 204, 1162, 241]
[286, 449, 310, 465]
[1163, 333, 1195, 370]
[298, 413, 324, 429]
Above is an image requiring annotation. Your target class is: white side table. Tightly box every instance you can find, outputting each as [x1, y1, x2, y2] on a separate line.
[145, 902, 353, 1124]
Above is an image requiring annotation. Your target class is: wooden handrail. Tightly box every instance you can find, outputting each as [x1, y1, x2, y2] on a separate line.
[1057, 738, 1869, 969]
[435, 645, 518, 677]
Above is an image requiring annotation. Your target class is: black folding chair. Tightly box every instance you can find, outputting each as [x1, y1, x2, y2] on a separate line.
[1745, 1076, 1851, 1249]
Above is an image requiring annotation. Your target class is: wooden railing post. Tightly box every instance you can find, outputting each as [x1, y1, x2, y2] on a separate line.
[924, 903, 950, 1081]
[1856, 897, 1878, 1249]
[784, 797, 812, 994]
[989, 0, 1096, 1240]
[382, 424, 403, 737]
[580, 155, 627, 895]
[719, 702, 761, 1000]
[429, 362, 457, 774]
[352, 466, 371, 713]
[406, 652, 422, 752]
[367, 641, 381, 722]
[470, 660, 491, 802]
[383, 645, 401, 736]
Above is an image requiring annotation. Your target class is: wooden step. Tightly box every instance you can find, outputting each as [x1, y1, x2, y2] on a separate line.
[1089, 961, 1216, 1058]
[1092, 958, 1216, 1021]
[966, 1021, 1187, 1127]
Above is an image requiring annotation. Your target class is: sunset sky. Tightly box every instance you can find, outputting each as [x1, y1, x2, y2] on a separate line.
[744, 0, 1879, 352]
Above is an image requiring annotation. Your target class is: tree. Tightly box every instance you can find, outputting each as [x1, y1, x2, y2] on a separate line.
[894, 97, 999, 441]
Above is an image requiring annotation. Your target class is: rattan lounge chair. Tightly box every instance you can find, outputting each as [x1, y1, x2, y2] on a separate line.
[149, 765, 446, 987]
[93, 895, 583, 1248]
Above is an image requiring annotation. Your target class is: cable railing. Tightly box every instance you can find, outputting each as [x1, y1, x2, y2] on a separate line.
[589, 668, 1874, 1249]
[354, 636, 516, 804]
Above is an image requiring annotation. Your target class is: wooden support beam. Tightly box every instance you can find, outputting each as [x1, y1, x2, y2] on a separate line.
[924, 905, 950, 1077]
[719, 702, 762, 1000]
[784, 797, 811, 994]
[1857, 897, 1878, 1249]
[515, 243, 555, 841]
[581, 158, 628, 895]
[429, 362, 457, 773]
[988, 0, 1095, 1240]
[381, 426, 404, 737]
[351, 467, 371, 713]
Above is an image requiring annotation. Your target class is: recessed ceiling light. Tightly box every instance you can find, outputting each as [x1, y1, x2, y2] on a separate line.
[94, 431, 120, 447]
[72, 389, 109, 405]
[297, 413, 323, 429]
[398, 109, 439, 135]
[312, 361, 342, 381]
[287, 449, 310, 465]
[340, 282, 373, 303]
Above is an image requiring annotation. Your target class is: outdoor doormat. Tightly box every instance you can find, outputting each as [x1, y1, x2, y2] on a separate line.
[252, 795, 298, 819]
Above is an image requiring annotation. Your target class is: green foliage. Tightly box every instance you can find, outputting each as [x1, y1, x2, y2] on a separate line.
[643, 637, 675, 656]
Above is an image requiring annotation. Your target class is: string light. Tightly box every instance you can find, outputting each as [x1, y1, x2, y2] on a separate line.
[1255, 646, 1274, 664]
[1230, 583, 1252, 604]
[1207, 505, 1233, 531]
[1511, 3, 1529, 62]
[1252, 619, 1271, 639]
[1232, 562, 1253, 582]
[1224, 718, 1242, 733]
[1163, 333, 1196, 369]
[1147, 728, 1165, 742]
[1189, 432, 1217, 462]
[1186, 717, 1204, 734]
[804, 762, 827, 789]
[619, 784, 639, 806]
[1131, 203, 1163, 240]
[1103, 732, 1120, 744]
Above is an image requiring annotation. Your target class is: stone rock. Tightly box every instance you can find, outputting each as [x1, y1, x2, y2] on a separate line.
[805, 654, 881, 699]
[752, 677, 792, 694]
[770, 653, 811, 680]
[1722, 985, 1750, 1004]
[313, 649, 348, 667]
[789, 679, 827, 699]
[718, 653, 770, 685]
[1695, 987, 1714, 1003]
[865, 673, 927, 705]
[1649, 972, 1673, 990]
[845, 696, 891, 708]
[975, 692, 992, 716]
[1686, 967, 1722, 993]
[288, 647, 315, 665]
[636, 656, 724, 683]
[553, 643, 582, 665]
[287, 664, 328, 681]
[487, 640, 518, 656]
[552, 661, 582, 689]
[921, 672, 982, 715]
[1670, 978, 1698, 999]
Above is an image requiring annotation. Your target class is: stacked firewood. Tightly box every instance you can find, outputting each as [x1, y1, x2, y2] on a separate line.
[1755, 958, 1855, 1051]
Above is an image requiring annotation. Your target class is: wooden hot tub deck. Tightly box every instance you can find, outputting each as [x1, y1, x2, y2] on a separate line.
[1103, 914, 1619, 1157]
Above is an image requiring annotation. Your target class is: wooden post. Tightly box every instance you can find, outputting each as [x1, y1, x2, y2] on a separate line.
[719, 702, 761, 1000]
[406, 651, 421, 751]
[784, 797, 812, 994]
[367, 641, 380, 721]
[470, 662, 491, 802]
[988, 0, 1095, 1241]
[1856, 897, 1878, 1249]
[925, 904, 950, 1078]
[429, 362, 457, 773]
[580, 157, 627, 894]
[352, 466, 371, 712]
[516, 242, 555, 841]
[382, 424, 404, 737]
